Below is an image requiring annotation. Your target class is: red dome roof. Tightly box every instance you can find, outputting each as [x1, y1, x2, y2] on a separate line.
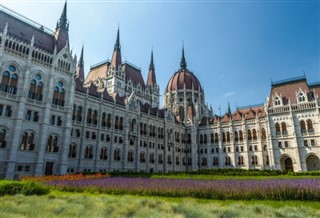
[166, 68, 202, 92]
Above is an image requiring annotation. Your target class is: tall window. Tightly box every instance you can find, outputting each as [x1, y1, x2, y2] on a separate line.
[167, 155, 172, 165]
[93, 110, 98, 125]
[307, 119, 314, 133]
[0, 128, 6, 148]
[261, 128, 266, 140]
[140, 151, 145, 163]
[150, 153, 155, 164]
[226, 131, 231, 142]
[281, 122, 287, 135]
[234, 131, 239, 142]
[252, 129, 257, 140]
[101, 113, 106, 127]
[275, 123, 281, 135]
[238, 156, 244, 166]
[100, 147, 108, 160]
[251, 155, 258, 165]
[52, 81, 65, 106]
[247, 129, 252, 140]
[28, 74, 43, 101]
[225, 156, 231, 166]
[128, 150, 134, 162]
[85, 146, 93, 159]
[158, 154, 163, 164]
[20, 132, 35, 150]
[46, 135, 59, 152]
[107, 114, 111, 128]
[239, 130, 243, 141]
[222, 132, 226, 142]
[298, 92, 305, 102]
[213, 156, 219, 166]
[68, 144, 77, 158]
[0, 65, 18, 95]
[274, 96, 281, 106]
[114, 148, 121, 161]
[86, 109, 92, 124]
[201, 157, 207, 166]
[300, 120, 306, 133]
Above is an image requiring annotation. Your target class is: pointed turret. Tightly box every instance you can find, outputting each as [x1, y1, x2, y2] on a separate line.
[147, 50, 157, 86]
[110, 28, 122, 69]
[56, 1, 69, 31]
[227, 102, 232, 116]
[180, 44, 187, 69]
[76, 45, 85, 82]
[54, 1, 69, 52]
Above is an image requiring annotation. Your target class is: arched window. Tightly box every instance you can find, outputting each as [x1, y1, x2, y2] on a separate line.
[158, 154, 163, 164]
[114, 148, 121, 161]
[68, 144, 77, 158]
[52, 81, 65, 106]
[204, 134, 207, 144]
[86, 109, 92, 124]
[225, 156, 231, 166]
[131, 119, 136, 132]
[119, 117, 123, 130]
[247, 129, 252, 140]
[140, 151, 145, 163]
[274, 96, 281, 106]
[20, 132, 35, 151]
[182, 156, 186, 165]
[252, 129, 257, 140]
[281, 122, 287, 135]
[261, 128, 266, 140]
[46, 135, 59, 152]
[100, 147, 108, 160]
[92, 110, 98, 125]
[307, 119, 314, 133]
[214, 133, 219, 142]
[0, 65, 18, 95]
[128, 150, 134, 162]
[167, 155, 172, 165]
[234, 131, 239, 142]
[115, 116, 119, 129]
[238, 156, 244, 166]
[187, 134, 191, 143]
[239, 130, 243, 141]
[275, 123, 281, 136]
[251, 155, 258, 165]
[298, 92, 305, 102]
[150, 153, 155, 164]
[176, 156, 180, 165]
[200, 134, 203, 144]
[76, 106, 83, 122]
[28, 74, 43, 101]
[226, 131, 231, 142]
[0, 128, 6, 148]
[300, 120, 306, 134]
[101, 112, 106, 127]
[72, 105, 76, 121]
[222, 132, 226, 142]
[213, 156, 219, 166]
[210, 133, 214, 143]
[201, 157, 207, 166]
[85, 145, 93, 159]
[107, 114, 111, 128]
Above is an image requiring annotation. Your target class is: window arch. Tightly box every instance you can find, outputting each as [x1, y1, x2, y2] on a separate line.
[234, 131, 239, 142]
[214, 133, 219, 143]
[128, 150, 134, 162]
[252, 129, 257, 140]
[226, 131, 231, 142]
[300, 120, 306, 133]
[100, 147, 108, 160]
[251, 155, 258, 165]
[0, 65, 18, 95]
[140, 151, 146, 163]
[76, 106, 83, 122]
[281, 122, 287, 135]
[213, 156, 219, 166]
[20, 132, 35, 151]
[275, 123, 281, 135]
[130, 119, 136, 132]
[274, 96, 281, 106]
[238, 156, 244, 166]
[222, 132, 226, 142]
[85, 145, 93, 159]
[93, 110, 98, 125]
[307, 119, 314, 133]
[101, 112, 107, 127]
[261, 128, 266, 140]
[167, 154, 172, 165]
[28, 74, 43, 101]
[298, 91, 306, 102]
[200, 134, 203, 144]
[46, 135, 59, 152]
[114, 148, 121, 161]
[0, 128, 6, 148]
[158, 154, 163, 164]
[107, 114, 111, 128]
[86, 109, 92, 124]
[225, 156, 231, 166]
[247, 129, 252, 140]
[150, 152, 155, 164]
[68, 144, 77, 158]
[239, 130, 243, 141]
[52, 81, 65, 106]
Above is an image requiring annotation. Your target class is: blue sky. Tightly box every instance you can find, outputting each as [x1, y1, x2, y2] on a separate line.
[1, 0, 319, 114]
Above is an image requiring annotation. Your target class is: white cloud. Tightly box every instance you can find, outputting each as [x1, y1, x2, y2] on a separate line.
[223, 92, 235, 97]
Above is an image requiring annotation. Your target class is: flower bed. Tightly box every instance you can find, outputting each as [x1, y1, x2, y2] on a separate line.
[22, 173, 110, 182]
[45, 177, 320, 201]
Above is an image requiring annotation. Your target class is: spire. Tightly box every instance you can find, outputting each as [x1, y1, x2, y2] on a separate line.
[147, 49, 157, 86]
[227, 102, 232, 116]
[76, 45, 85, 82]
[180, 42, 187, 69]
[111, 27, 122, 69]
[56, 1, 69, 31]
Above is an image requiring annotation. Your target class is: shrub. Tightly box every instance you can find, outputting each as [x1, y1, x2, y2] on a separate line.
[21, 182, 50, 196]
[0, 181, 23, 196]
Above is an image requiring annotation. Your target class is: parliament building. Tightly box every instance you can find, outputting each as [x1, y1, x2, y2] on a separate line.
[0, 3, 319, 179]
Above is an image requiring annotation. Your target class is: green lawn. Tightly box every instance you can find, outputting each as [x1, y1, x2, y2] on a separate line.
[1, 191, 320, 218]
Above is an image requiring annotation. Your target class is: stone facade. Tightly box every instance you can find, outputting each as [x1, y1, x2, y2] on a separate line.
[0, 3, 319, 179]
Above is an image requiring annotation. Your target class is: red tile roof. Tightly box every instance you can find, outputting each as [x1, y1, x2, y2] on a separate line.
[123, 63, 146, 89]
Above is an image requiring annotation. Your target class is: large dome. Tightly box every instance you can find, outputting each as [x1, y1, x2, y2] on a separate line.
[166, 68, 202, 92]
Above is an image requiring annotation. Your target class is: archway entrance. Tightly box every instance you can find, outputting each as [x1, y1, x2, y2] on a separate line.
[306, 155, 320, 171]
[280, 156, 293, 171]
